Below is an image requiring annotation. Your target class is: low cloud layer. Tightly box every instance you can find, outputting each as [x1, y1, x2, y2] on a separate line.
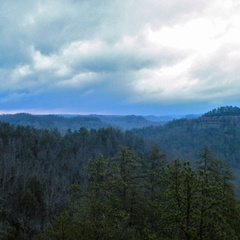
[1, 0, 240, 113]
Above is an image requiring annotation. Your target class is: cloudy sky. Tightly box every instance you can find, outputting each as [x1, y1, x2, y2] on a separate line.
[1, 0, 240, 115]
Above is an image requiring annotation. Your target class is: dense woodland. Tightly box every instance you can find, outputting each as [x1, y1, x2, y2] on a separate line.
[131, 106, 240, 193]
[0, 106, 240, 239]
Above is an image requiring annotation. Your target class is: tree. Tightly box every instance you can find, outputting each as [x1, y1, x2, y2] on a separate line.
[45, 148, 143, 240]
[141, 146, 166, 238]
[196, 147, 239, 240]
[161, 160, 198, 240]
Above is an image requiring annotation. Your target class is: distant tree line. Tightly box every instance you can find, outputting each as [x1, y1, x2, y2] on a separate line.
[203, 106, 240, 117]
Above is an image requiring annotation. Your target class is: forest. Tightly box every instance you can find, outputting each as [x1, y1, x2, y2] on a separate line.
[0, 106, 240, 239]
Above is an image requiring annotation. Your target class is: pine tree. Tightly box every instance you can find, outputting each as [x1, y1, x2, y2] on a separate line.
[141, 146, 166, 238]
[196, 147, 239, 240]
[160, 160, 198, 240]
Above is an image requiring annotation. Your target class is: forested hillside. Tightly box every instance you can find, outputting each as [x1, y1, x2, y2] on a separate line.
[1, 106, 240, 239]
[132, 106, 240, 186]
[0, 122, 145, 239]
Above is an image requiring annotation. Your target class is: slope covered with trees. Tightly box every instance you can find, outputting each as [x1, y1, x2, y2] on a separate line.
[43, 147, 240, 240]
[132, 106, 240, 192]
[0, 106, 240, 239]
[0, 122, 144, 239]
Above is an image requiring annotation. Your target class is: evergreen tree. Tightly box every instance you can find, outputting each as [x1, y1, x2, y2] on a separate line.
[141, 146, 166, 238]
[196, 147, 239, 240]
[161, 160, 198, 240]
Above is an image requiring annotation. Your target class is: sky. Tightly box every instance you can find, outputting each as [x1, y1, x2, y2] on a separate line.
[1, 0, 240, 115]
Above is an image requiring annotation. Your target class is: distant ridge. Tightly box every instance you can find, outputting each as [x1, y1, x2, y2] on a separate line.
[203, 106, 240, 117]
[1, 106, 237, 132]
[0, 113, 164, 132]
[0, 113, 106, 132]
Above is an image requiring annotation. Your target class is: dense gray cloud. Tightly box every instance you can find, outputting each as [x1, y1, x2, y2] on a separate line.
[1, 0, 240, 112]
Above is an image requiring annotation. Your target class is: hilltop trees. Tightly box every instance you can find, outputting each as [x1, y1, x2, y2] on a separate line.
[203, 106, 240, 116]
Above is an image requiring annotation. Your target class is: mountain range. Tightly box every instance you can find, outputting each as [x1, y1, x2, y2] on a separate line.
[0, 112, 199, 132]
[1, 106, 240, 190]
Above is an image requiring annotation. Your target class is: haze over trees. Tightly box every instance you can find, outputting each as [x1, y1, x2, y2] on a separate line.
[0, 113, 165, 132]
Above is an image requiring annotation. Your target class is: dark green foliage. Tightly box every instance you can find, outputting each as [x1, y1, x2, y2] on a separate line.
[0, 118, 240, 239]
[44, 148, 240, 240]
[46, 148, 144, 240]
[0, 122, 144, 239]
[142, 146, 166, 199]
[131, 107, 240, 194]
[196, 147, 239, 239]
